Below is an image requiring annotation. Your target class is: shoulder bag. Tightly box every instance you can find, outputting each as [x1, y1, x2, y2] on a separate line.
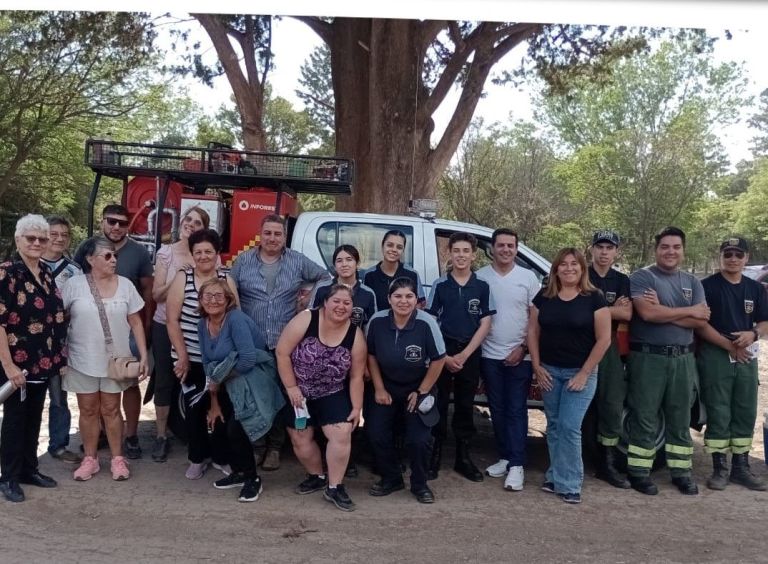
[85, 274, 141, 382]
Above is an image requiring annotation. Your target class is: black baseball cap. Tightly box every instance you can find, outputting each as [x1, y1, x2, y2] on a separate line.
[720, 237, 749, 253]
[592, 230, 620, 247]
[415, 392, 439, 427]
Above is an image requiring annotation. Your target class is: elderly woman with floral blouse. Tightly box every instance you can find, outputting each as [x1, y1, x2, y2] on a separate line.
[0, 214, 68, 503]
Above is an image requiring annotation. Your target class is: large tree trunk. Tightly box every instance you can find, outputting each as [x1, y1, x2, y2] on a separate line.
[320, 18, 539, 214]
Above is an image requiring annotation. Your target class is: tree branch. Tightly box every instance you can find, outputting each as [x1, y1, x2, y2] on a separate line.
[292, 16, 333, 44]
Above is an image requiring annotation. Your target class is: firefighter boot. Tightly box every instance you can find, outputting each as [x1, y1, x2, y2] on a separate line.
[730, 453, 767, 491]
[629, 475, 658, 495]
[454, 439, 483, 482]
[706, 453, 729, 491]
[597, 446, 631, 489]
[671, 476, 699, 495]
[427, 439, 442, 481]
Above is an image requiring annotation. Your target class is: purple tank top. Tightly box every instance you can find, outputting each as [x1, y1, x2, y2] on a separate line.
[290, 308, 357, 400]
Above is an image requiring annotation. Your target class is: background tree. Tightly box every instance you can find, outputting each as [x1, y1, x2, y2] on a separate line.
[541, 39, 747, 268]
[0, 11, 156, 199]
[296, 43, 335, 154]
[439, 119, 571, 243]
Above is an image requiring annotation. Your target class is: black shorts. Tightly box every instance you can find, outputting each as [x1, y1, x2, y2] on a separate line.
[286, 388, 352, 429]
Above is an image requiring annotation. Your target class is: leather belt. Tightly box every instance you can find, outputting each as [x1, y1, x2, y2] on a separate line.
[629, 343, 692, 357]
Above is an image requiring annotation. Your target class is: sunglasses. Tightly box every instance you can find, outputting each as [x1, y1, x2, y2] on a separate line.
[23, 235, 50, 245]
[104, 217, 130, 228]
[723, 251, 745, 259]
[97, 252, 118, 261]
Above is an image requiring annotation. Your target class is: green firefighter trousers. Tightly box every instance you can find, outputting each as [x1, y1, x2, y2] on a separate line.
[697, 342, 758, 455]
[626, 350, 696, 477]
[596, 340, 626, 447]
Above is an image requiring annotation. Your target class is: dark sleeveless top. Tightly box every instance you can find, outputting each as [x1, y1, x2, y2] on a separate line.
[290, 308, 357, 400]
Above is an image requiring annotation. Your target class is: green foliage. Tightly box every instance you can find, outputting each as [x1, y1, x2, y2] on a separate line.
[439, 118, 572, 241]
[749, 88, 768, 157]
[296, 43, 334, 152]
[733, 157, 768, 260]
[541, 39, 748, 268]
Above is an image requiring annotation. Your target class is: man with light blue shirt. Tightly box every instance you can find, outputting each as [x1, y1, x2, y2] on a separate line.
[230, 214, 330, 470]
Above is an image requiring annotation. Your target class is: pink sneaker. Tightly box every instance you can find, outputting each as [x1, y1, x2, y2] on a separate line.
[185, 461, 208, 480]
[74, 456, 100, 481]
[111, 456, 130, 481]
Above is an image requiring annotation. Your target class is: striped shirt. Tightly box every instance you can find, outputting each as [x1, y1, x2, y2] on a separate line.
[171, 268, 226, 363]
[230, 246, 330, 349]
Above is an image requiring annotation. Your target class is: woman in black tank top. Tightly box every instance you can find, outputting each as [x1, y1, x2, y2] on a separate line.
[275, 284, 367, 511]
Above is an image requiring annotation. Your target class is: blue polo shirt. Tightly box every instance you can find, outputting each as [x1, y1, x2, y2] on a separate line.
[366, 309, 446, 395]
[427, 271, 495, 343]
[310, 277, 378, 328]
[361, 261, 426, 310]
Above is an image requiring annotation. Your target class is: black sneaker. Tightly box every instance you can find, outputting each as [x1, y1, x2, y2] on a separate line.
[559, 492, 582, 504]
[151, 436, 170, 463]
[295, 474, 327, 495]
[214, 472, 246, 490]
[238, 478, 263, 502]
[323, 484, 356, 511]
[541, 481, 555, 494]
[123, 436, 142, 460]
[0, 480, 25, 503]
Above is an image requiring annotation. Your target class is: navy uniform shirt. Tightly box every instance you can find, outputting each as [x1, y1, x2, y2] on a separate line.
[702, 272, 768, 334]
[427, 271, 495, 343]
[310, 277, 377, 329]
[362, 261, 426, 311]
[589, 265, 630, 331]
[366, 309, 446, 395]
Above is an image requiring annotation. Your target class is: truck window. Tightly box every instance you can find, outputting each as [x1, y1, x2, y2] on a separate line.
[434, 229, 546, 283]
[316, 222, 415, 271]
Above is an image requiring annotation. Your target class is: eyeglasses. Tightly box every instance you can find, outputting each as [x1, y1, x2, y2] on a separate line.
[723, 251, 745, 259]
[201, 292, 227, 303]
[49, 231, 69, 239]
[23, 235, 50, 245]
[97, 252, 118, 261]
[104, 217, 130, 228]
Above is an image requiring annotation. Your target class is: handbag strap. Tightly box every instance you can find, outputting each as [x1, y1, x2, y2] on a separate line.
[85, 274, 116, 357]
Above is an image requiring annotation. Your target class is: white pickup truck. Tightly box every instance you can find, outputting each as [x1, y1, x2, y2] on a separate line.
[287, 211, 551, 293]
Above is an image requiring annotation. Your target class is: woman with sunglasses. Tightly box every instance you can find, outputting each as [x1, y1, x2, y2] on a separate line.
[62, 236, 148, 483]
[0, 215, 68, 503]
[149, 206, 210, 462]
[167, 229, 238, 480]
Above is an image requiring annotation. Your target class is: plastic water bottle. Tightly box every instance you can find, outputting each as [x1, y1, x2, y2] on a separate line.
[294, 400, 309, 430]
[0, 380, 15, 404]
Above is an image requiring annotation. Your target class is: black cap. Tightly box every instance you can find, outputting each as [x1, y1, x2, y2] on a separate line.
[416, 392, 439, 427]
[592, 230, 620, 247]
[720, 237, 749, 253]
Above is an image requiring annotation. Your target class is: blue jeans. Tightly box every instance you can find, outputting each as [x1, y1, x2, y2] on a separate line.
[47, 373, 71, 454]
[541, 364, 597, 495]
[481, 358, 532, 467]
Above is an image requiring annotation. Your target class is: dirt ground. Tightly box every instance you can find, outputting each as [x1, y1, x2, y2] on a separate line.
[2, 349, 768, 564]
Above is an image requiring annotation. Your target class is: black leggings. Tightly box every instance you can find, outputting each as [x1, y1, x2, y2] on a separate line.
[218, 387, 258, 479]
[185, 363, 227, 465]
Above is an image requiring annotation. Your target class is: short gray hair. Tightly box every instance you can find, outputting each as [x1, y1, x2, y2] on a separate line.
[15, 214, 50, 238]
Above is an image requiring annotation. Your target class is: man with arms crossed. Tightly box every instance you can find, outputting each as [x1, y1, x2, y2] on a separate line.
[477, 228, 540, 491]
[627, 226, 709, 495]
[588, 230, 632, 488]
[230, 214, 330, 470]
[695, 237, 767, 491]
[426, 232, 494, 482]
[74, 204, 153, 459]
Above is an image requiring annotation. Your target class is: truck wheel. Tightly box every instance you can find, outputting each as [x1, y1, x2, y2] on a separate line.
[615, 408, 666, 472]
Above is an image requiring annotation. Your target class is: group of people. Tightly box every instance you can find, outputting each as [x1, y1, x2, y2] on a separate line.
[1, 206, 766, 510]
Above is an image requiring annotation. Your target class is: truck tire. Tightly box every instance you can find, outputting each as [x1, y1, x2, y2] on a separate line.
[615, 407, 666, 472]
[167, 381, 188, 444]
[580, 400, 601, 469]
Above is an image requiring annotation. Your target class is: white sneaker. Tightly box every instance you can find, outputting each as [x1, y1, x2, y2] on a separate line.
[504, 466, 524, 491]
[485, 459, 509, 478]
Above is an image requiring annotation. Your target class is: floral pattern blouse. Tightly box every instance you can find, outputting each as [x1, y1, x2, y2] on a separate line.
[0, 254, 67, 383]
